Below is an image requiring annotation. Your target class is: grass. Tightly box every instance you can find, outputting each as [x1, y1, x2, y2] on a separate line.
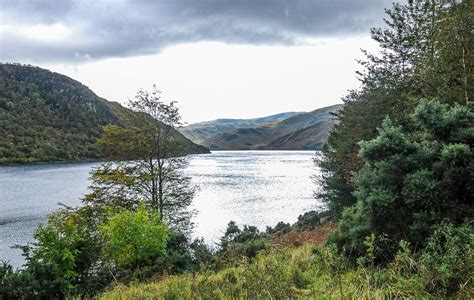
[100, 240, 473, 299]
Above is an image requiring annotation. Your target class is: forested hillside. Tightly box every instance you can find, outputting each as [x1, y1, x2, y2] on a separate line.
[0, 64, 208, 163]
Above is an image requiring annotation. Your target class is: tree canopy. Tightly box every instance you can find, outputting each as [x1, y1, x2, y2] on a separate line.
[86, 86, 197, 232]
[317, 0, 473, 263]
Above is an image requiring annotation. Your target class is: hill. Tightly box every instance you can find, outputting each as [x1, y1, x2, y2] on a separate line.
[179, 112, 302, 145]
[201, 104, 341, 150]
[204, 127, 273, 150]
[0, 63, 209, 164]
[263, 119, 336, 150]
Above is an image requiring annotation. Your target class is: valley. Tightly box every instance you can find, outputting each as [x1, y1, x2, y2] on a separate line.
[180, 104, 341, 150]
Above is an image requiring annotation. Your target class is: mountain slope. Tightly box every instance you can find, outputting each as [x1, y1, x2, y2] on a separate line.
[268, 104, 340, 137]
[0, 63, 208, 163]
[179, 111, 302, 145]
[203, 104, 341, 150]
[206, 127, 273, 150]
[262, 119, 337, 150]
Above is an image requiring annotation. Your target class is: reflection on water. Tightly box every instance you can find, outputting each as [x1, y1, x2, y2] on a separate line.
[0, 151, 320, 268]
[188, 151, 320, 245]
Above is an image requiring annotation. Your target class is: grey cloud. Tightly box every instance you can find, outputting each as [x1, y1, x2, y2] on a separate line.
[1, 0, 76, 24]
[0, 0, 392, 63]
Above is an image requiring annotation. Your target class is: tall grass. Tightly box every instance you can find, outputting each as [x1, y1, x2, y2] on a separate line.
[101, 226, 474, 299]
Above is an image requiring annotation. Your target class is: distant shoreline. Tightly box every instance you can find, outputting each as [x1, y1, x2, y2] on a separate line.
[0, 149, 322, 167]
[0, 158, 104, 167]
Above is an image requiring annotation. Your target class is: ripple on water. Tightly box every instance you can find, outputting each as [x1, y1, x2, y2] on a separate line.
[0, 151, 320, 268]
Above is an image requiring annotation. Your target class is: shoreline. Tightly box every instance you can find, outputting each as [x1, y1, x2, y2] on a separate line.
[0, 149, 320, 166]
[0, 158, 104, 167]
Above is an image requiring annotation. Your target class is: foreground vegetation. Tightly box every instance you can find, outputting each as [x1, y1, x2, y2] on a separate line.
[101, 1, 473, 298]
[102, 222, 473, 299]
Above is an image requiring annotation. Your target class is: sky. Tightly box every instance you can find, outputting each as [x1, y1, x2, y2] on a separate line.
[0, 0, 392, 124]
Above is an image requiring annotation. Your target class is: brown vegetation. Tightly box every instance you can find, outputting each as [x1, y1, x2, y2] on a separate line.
[271, 224, 337, 248]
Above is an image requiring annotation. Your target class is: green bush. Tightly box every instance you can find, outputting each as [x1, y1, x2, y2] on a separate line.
[0, 207, 108, 298]
[418, 222, 474, 296]
[335, 101, 473, 260]
[218, 221, 270, 266]
[100, 205, 169, 269]
[161, 231, 215, 275]
[266, 221, 291, 234]
[294, 210, 322, 230]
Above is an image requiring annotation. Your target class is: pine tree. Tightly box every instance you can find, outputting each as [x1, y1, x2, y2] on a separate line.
[316, 0, 473, 219]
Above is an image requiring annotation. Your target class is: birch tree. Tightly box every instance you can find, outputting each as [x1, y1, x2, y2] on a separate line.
[85, 86, 196, 232]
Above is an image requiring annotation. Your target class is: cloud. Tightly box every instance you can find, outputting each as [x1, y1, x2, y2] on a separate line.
[0, 0, 392, 63]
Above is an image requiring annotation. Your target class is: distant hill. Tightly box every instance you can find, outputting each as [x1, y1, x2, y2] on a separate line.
[0, 63, 209, 164]
[178, 112, 302, 145]
[262, 119, 336, 150]
[182, 104, 341, 150]
[204, 127, 273, 150]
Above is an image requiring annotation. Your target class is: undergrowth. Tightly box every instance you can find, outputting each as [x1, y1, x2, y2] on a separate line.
[101, 223, 473, 299]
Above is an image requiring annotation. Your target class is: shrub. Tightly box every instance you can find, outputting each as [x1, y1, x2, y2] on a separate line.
[418, 222, 474, 297]
[100, 205, 169, 269]
[218, 222, 270, 266]
[294, 210, 322, 230]
[336, 101, 473, 261]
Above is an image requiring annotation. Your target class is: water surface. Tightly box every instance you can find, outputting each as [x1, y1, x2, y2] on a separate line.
[0, 151, 319, 268]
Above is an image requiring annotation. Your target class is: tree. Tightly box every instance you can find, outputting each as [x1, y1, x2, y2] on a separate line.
[414, 0, 474, 105]
[316, 0, 473, 220]
[86, 86, 197, 232]
[7, 208, 98, 298]
[0, 87, 203, 298]
[333, 100, 473, 260]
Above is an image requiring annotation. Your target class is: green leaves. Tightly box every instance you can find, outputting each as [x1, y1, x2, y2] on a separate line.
[91, 86, 198, 233]
[402, 169, 438, 207]
[23, 210, 88, 296]
[414, 100, 474, 141]
[100, 205, 169, 268]
[318, 0, 474, 223]
[336, 99, 473, 260]
[359, 117, 415, 162]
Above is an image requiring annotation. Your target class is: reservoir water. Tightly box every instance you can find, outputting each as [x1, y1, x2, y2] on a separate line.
[0, 151, 320, 268]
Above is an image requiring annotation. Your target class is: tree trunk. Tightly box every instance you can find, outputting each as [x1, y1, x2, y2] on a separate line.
[462, 46, 469, 105]
[158, 171, 164, 221]
[157, 156, 164, 221]
[150, 157, 157, 208]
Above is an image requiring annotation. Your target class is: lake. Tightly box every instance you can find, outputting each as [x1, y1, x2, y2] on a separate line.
[0, 151, 320, 268]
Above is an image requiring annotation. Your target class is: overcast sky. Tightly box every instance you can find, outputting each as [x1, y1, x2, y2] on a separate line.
[0, 0, 392, 124]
